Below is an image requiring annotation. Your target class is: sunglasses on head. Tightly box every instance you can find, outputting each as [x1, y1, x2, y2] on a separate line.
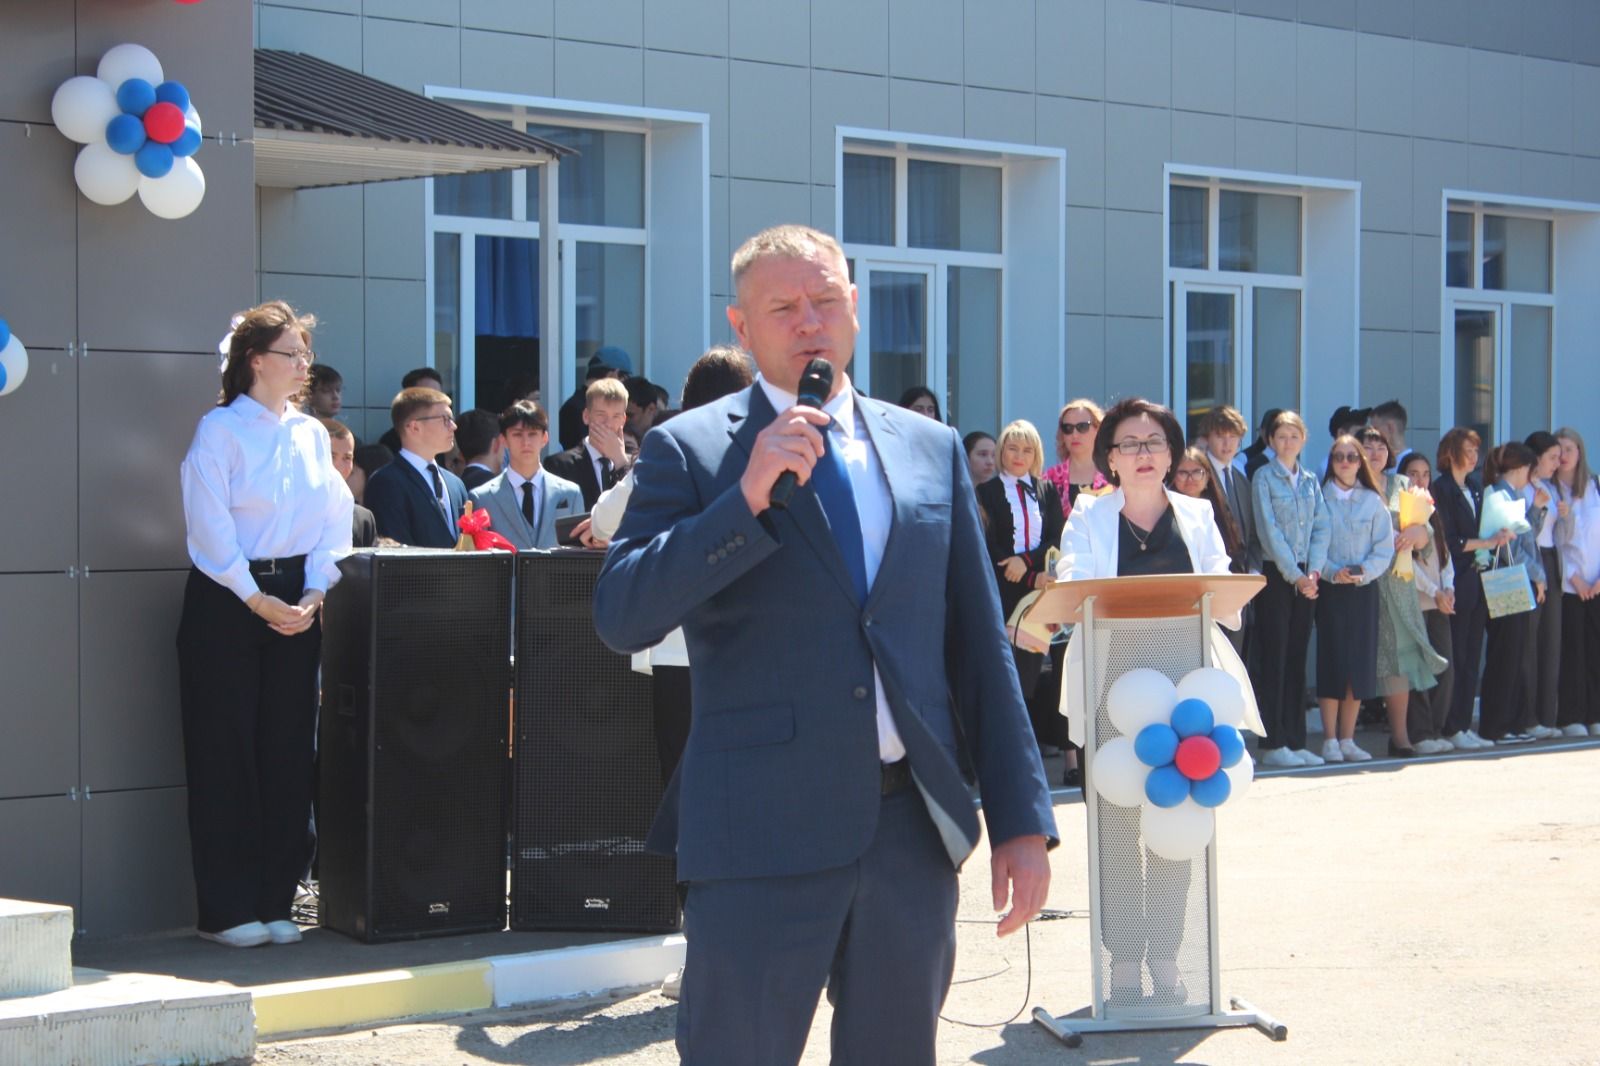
[1059, 420, 1094, 435]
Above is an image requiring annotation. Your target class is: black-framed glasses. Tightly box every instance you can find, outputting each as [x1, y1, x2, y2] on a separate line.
[1173, 466, 1208, 480]
[265, 348, 315, 362]
[1059, 420, 1095, 435]
[413, 413, 457, 426]
[1111, 437, 1169, 456]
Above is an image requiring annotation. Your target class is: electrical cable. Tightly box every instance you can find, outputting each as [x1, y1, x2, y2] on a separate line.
[938, 907, 1087, 1029]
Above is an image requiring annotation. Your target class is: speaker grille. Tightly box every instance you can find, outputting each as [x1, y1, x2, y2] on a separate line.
[511, 551, 680, 932]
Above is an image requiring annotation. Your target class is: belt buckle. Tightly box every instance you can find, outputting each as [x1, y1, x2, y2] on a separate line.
[257, 558, 278, 576]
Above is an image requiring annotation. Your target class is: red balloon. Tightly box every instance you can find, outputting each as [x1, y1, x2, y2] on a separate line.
[143, 102, 186, 144]
[1174, 736, 1221, 781]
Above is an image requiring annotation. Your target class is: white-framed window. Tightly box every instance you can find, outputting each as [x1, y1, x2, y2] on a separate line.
[425, 92, 707, 421]
[1443, 202, 1555, 445]
[1164, 167, 1358, 445]
[837, 129, 1063, 437]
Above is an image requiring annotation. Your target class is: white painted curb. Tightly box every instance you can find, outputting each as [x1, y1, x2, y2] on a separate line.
[489, 935, 687, 1008]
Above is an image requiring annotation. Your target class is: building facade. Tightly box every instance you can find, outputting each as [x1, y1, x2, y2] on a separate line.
[1, 0, 1597, 936]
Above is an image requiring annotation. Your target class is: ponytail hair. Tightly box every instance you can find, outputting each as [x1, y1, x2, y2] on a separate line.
[1483, 441, 1535, 486]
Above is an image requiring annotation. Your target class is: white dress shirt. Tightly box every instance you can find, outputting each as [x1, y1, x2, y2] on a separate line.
[181, 393, 353, 603]
[398, 447, 453, 537]
[507, 466, 546, 533]
[997, 471, 1044, 553]
[584, 439, 614, 490]
[758, 375, 905, 762]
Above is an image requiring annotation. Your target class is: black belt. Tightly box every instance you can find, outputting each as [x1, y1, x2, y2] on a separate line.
[881, 758, 912, 796]
[249, 555, 306, 576]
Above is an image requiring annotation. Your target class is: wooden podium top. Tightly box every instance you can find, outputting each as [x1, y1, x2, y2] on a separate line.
[1026, 572, 1266, 624]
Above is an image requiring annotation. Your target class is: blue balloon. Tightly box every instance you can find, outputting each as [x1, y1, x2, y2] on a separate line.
[1210, 724, 1246, 768]
[135, 142, 175, 179]
[170, 125, 203, 158]
[0, 318, 9, 350]
[116, 78, 157, 117]
[0, 363, 8, 393]
[154, 80, 191, 113]
[1170, 698, 1215, 738]
[105, 113, 147, 154]
[1134, 723, 1180, 768]
[1190, 772, 1232, 808]
[1144, 765, 1190, 808]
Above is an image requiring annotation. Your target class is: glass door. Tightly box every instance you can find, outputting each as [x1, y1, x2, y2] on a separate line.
[853, 261, 936, 406]
[1173, 282, 1242, 439]
[1452, 303, 1498, 449]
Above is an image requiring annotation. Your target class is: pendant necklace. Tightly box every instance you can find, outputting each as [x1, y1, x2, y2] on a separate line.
[1122, 512, 1152, 551]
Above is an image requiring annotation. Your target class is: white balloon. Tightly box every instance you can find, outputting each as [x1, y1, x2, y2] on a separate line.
[74, 142, 141, 205]
[0, 335, 28, 397]
[1140, 798, 1215, 862]
[1176, 667, 1247, 729]
[138, 157, 206, 220]
[1222, 750, 1254, 803]
[1106, 668, 1178, 738]
[184, 104, 202, 136]
[51, 75, 121, 144]
[1089, 736, 1148, 808]
[96, 43, 164, 91]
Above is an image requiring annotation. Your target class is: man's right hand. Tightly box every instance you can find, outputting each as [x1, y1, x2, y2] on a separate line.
[590, 423, 629, 469]
[740, 406, 830, 516]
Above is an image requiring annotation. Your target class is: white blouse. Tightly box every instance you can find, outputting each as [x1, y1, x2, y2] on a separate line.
[181, 394, 354, 603]
[998, 472, 1044, 554]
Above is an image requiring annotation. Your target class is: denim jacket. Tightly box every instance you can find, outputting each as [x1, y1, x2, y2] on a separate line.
[1320, 483, 1395, 584]
[1251, 458, 1331, 582]
[1484, 481, 1547, 586]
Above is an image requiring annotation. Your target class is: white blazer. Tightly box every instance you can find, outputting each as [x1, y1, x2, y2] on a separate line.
[1053, 487, 1265, 744]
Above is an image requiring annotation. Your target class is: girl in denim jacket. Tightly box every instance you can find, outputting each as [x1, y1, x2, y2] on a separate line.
[1250, 410, 1331, 768]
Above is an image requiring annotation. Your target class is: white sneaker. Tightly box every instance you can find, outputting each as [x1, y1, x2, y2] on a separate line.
[199, 921, 270, 948]
[1259, 747, 1301, 768]
[1320, 739, 1344, 763]
[1447, 732, 1477, 751]
[265, 920, 302, 945]
[1562, 724, 1589, 737]
[660, 968, 683, 1001]
[1523, 725, 1554, 740]
[1294, 747, 1326, 766]
[1339, 739, 1372, 762]
[1416, 738, 1452, 754]
[1466, 730, 1494, 748]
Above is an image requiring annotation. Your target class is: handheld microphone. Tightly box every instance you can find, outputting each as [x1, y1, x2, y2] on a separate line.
[767, 357, 835, 511]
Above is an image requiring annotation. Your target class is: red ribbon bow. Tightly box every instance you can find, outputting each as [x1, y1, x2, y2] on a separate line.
[457, 506, 517, 552]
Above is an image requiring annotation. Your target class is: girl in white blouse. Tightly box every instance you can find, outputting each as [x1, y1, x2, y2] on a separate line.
[177, 301, 352, 948]
[1553, 427, 1600, 736]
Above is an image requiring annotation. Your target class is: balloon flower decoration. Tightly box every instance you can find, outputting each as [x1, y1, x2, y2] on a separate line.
[1091, 667, 1256, 861]
[50, 43, 206, 219]
[0, 317, 27, 397]
[455, 502, 517, 552]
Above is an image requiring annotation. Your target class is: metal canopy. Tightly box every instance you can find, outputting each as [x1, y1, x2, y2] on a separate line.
[253, 49, 574, 189]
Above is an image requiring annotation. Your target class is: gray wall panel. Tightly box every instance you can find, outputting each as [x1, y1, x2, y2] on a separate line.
[0, 4, 75, 125]
[811, 70, 889, 185]
[812, 0, 889, 76]
[963, 0, 1035, 93]
[1235, 16, 1297, 122]
[887, 0, 963, 83]
[1106, 0, 1172, 108]
[258, 4, 364, 69]
[463, 0, 552, 36]
[965, 88, 1035, 146]
[460, 28, 556, 98]
[730, 61, 812, 180]
[552, 38, 644, 106]
[1356, 0, 1412, 39]
[81, 786, 195, 937]
[888, 77, 964, 139]
[1297, 25, 1357, 129]
[80, 570, 186, 793]
[0, 796, 80, 920]
[259, 184, 365, 280]
[1300, 0, 1355, 31]
[643, 0, 728, 56]
[645, 50, 730, 177]
[0, 350, 77, 573]
[364, 179, 426, 281]
[0, 574, 78, 800]
[1038, 97, 1106, 207]
[1039, 0, 1106, 100]
[730, 0, 810, 66]
[1355, 32, 1412, 136]
[554, 0, 642, 47]
[78, 144, 256, 354]
[1171, 5, 1236, 116]
[79, 351, 220, 572]
[0, 125, 79, 350]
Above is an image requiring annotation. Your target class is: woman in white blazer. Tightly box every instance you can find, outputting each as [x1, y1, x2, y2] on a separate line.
[1053, 397, 1257, 1006]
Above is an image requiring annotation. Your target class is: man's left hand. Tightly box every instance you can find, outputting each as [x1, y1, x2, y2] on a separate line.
[991, 834, 1050, 937]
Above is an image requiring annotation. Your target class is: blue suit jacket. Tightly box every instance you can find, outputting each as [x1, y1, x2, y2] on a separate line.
[364, 456, 468, 548]
[593, 385, 1057, 883]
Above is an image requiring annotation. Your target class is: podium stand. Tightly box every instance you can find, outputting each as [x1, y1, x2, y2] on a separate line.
[1025, 574, 1287, 1047]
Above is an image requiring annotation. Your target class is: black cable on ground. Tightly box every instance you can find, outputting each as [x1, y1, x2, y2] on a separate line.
[938, 907, 1087, 1029]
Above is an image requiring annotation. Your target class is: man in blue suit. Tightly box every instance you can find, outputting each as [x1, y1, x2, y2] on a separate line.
[363, 386, 467, 548]
[594, 225, 1056, 1064]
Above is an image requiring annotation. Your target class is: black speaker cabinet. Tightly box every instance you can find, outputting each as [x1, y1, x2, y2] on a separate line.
[511, 550, 681, 932]
[318, 549, 514, 942]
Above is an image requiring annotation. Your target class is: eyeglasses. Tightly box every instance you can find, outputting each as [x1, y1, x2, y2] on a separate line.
[1111, 437, 1169, 456]
[1059, 420, 1095, 435]
[413, 414, 457, 426]
[265, 348, 315, 362]
[1330, 451, 1361, 463]
[1173, 467, 1208, 481]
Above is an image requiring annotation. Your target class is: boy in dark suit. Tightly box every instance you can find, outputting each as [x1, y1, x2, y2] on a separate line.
[543, 377, 629, 509]
[363, 387, 466, 548]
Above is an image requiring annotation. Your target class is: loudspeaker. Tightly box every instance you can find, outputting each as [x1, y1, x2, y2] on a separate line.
[318, 549, 513, 942]
[511, 550, 680, 932]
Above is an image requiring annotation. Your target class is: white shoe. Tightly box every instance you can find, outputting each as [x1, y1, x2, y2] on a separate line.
[199, 921, 270, 948]
[1294, 747, 1326, 766]
[1259, 747, 1301, 768]
[660, 968, 683, 1001]
[1523, 725, 1554, 740]
[1590, 724, 1600, 737]
[1561, 723, 1589, 737]
[1339, 739, 1372, 762]
[1320, 739, 1344, 763]
[1465, 730, 1494, 748]
[265, 920, 302, 945]
[1416, 738, 1451, 755]
[1447, 732, 1477, 751]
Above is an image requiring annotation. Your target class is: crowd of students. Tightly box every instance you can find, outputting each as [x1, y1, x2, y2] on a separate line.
[949, 396, 1600, 777]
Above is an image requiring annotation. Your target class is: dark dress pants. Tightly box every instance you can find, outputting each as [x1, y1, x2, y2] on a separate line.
[651, 665, 692, 786]
[676, 787, 959, 1066]
[1407, 610, 1454, 743]
[1517, 545, 1563, 730]
[176, 567, 320, 933]
[1558, 593, 1600, 727]
[1444, 564, 1488, 737]
[1251, 562, 1313, 751]
[1478, 610, 1528, 741]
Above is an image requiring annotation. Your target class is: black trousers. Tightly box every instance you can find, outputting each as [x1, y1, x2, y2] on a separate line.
[1478, 609, 1529, 741]
[1444, 564, 1488, 737]
[651, 664, 692, 786]
[1558, 593, 1600, 727]
[1252, 562, 1313, 751]
[176, 567, 320, 933]
[1517, 546, 1563, 730]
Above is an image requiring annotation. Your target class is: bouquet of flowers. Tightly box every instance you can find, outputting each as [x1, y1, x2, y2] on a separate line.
[1393, 483, 1435, 581]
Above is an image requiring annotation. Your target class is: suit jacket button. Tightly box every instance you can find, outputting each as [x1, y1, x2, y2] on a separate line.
[706, 553, 718, 564]
[717, 546, 729, 559]
[853, 685, 869, 700]
[734, 534, 746, 546]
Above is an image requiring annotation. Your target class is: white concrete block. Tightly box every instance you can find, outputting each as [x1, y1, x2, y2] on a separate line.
[490, 934, 687, 1007]
[0, 899, 72, 998]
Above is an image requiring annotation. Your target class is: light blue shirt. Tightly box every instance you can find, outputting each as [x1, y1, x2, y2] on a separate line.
[1320, 482, 1394, 584]
[1251, 458, 1331, 581]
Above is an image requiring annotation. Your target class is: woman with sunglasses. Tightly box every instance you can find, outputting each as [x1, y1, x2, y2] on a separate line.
[178, 301, 352, 948]
[1353, 427, 1444, 758]
[1043, 399, 1110, 512]
[1251, 410, 1331, 767]
[1311, 436, 1394, 761]
[1398, 453, 1459, 754]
